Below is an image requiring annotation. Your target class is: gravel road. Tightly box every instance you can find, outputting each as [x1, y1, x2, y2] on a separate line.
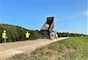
[0, 37, 69, 60]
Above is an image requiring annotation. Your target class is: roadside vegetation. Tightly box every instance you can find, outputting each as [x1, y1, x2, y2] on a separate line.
[0, 24, 40, 43]
[0, 24, 87, 43]
[7, 37, 88, 60]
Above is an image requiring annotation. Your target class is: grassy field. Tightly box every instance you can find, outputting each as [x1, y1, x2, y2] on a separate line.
[7, 37, 88, 60]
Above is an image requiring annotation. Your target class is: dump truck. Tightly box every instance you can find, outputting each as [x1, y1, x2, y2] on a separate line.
[40, 17, 58, 39]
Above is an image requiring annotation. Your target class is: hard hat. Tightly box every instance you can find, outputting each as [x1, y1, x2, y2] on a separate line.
[3, 30, 6, 32]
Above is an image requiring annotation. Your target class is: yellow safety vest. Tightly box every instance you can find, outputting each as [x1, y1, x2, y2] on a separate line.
[2, 32, 6, 39]
[25, 32, 30, 38]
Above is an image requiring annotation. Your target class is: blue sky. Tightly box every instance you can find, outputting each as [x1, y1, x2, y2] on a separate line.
[0, 0, 87, 35]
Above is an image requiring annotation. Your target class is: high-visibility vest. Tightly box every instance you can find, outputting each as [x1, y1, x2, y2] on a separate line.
[25, 32, 30, 38]
[2, 32, 6, 39]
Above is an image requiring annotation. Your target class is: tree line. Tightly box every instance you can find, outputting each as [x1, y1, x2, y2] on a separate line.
[0, 24, 40, 43]
[57, 32, 87, 37]
[0, 24, 87, 43]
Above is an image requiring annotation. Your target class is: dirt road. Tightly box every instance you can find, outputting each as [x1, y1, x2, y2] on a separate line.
[0, 37, 69, 60]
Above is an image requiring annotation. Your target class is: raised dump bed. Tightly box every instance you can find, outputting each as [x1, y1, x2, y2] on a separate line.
[40, 17, 54, 39]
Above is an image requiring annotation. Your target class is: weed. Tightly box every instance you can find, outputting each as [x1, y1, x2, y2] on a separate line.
[8, 37, 88, 60]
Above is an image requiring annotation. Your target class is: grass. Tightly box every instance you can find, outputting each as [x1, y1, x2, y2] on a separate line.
[7, 37, 88, 60]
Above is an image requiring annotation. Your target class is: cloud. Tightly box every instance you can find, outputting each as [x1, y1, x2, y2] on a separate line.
[55, 10, 88, 22]
[76, 10, 88, 16]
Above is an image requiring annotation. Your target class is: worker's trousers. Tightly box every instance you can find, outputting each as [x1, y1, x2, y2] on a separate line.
[3, 38, 6, 43]
[26, 38, 29, 40]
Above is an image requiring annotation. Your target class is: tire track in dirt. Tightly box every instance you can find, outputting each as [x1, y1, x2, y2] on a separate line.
[0, 37, 69, 60]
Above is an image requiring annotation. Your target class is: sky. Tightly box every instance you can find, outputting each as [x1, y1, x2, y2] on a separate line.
[0, 0, 88, 35]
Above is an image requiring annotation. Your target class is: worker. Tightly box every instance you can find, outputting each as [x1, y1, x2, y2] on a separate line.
[2, 30, 8, 43]
[25, 31, 30, 40]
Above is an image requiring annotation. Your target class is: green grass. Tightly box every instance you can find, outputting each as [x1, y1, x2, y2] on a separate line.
[7, 37, 88, 60]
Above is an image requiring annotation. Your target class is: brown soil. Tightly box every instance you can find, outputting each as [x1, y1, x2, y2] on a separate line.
[0, 37, 69, 60]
